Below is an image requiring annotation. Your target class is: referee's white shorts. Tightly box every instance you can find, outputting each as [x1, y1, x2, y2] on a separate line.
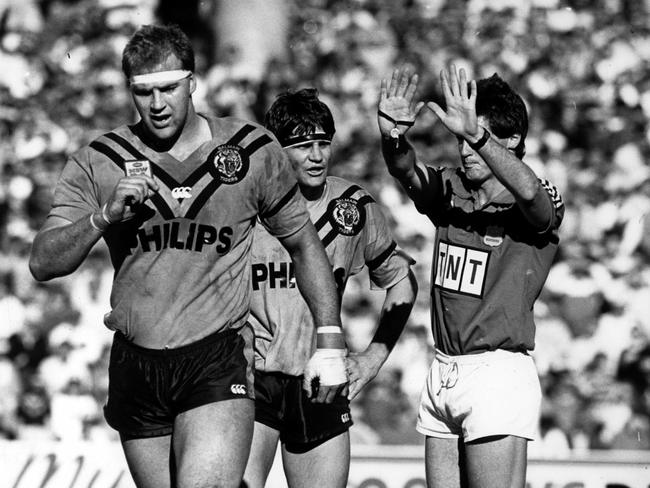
[416, 348, 541, 443]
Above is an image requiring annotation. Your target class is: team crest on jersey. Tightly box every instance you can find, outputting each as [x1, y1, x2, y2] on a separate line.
[328, 197, 365, 236]
[209, 144, 249, 184]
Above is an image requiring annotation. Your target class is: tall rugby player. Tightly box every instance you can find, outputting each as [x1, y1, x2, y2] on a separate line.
[29, 25, 347, 488]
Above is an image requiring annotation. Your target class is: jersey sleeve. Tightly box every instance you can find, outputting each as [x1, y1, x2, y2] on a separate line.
[48, 151, 100, 223]
[412, 165, 447, 217]
[256, 139, 310, 238]
[363, 199, 415, 290]
[537, 177, 565, 233]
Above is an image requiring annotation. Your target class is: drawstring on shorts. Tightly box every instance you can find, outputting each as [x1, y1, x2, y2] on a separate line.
[437, 360, 459, 395]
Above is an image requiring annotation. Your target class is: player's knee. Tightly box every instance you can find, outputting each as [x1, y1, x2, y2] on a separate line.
[175, 468, 245, 488]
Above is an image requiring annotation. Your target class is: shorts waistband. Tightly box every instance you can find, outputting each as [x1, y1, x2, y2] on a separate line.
[256, 370, 300, 380]
[435, 348, 529, 365]
[114, 327, 240, 358]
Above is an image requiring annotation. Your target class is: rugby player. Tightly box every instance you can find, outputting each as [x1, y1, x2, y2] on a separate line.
[377, 65, 564, 488]
[243, 88, 417, 488]
[29, 24, 347, 488]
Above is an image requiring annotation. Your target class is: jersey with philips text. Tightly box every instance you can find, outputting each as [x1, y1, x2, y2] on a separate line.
[49, 115, 309, 348]
[250, 176, 414, 375]
[415, 167, 564, 355]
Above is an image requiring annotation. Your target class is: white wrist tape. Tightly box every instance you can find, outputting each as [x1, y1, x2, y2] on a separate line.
[305, 348, 347, 386]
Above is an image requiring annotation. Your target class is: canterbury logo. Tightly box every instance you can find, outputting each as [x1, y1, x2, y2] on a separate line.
[171, 187, 193, 199]
[230, 384, 247, 395]
[341, 413, 350, 423]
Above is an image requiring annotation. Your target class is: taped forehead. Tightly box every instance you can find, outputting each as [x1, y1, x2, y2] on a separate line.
[129, 70, 192, 87]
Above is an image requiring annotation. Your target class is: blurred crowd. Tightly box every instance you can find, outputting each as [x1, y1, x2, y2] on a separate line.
[1, 0, 649, 454]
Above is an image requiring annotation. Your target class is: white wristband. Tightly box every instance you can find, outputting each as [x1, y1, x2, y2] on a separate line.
[317, 326, 342, 335]
[100, 203, 112, 226]
[316, 325, 346, 350]
[89, 213, 105, 232]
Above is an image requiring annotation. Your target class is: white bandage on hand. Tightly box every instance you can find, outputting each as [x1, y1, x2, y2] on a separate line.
[303, 348, 348, 390]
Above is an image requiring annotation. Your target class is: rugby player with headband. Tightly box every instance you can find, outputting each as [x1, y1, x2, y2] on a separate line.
[378, 66, 564, 488]
[244, 88, 417, 488]
[29, 24, 347, 488]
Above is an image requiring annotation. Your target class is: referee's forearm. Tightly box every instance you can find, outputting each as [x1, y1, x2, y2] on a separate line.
[381, 136, 416, 178]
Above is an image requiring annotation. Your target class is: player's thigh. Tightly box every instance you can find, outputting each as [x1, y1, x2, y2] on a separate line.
[173, 398, 255, 488]
[282, 431, 350, 488]
[424, 436, 466, 488]
[464, 435, 528, 488]
[121, 435, 173, 488]
[243, 421, 282, 488]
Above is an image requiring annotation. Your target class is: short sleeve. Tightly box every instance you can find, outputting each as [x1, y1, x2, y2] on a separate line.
[49, 152, 100, 223]
[257, 140, 310, 238]
[538, 177, 565, 232]
[413, 165, 446, 217]
[363, 201, 415, 290]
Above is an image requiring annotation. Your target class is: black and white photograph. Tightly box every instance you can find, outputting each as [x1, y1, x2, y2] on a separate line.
[0, 1, 649, 487]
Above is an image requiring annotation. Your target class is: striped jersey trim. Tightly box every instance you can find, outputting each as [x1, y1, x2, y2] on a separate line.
[539, 178, 563, 209]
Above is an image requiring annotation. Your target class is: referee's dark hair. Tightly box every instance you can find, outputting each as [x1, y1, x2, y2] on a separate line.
[475, 74, 528, 159]
[265, 88, 336, 143]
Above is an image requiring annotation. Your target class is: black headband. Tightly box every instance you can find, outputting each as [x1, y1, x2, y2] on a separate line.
[280, 132, 333, 148]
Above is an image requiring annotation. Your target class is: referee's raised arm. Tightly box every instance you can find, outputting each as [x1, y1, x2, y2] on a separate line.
[377, 68, 433, 206]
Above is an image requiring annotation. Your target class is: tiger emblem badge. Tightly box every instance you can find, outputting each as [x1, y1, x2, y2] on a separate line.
[209, 144, 248, 184]
[328, 197, 365, 236]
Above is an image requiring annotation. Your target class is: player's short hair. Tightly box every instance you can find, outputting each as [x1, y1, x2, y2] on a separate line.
[122, 24, 195, 79]
[476, 74, 528, 159]
[264, 88, 336, 145]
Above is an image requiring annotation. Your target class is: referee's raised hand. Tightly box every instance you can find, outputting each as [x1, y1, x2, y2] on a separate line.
[426, 64, 481, 142]
[377, 68, 424, 139]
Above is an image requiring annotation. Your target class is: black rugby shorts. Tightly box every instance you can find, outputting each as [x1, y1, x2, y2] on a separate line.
[104, 326, 254, 440]
[254, 370, 352, 452]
